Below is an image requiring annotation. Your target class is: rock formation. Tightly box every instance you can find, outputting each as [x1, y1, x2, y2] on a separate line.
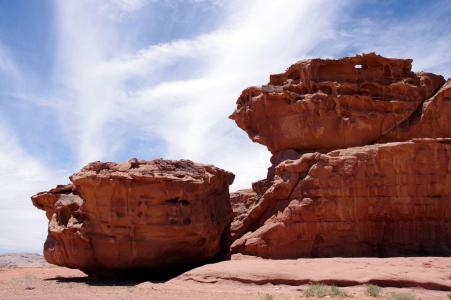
[32, 52, 451, 272]
[32, 159, 234, 274]
[230, 53, 446, 154]
[230, 53, 451, 257]
[231, 139, 451, 257]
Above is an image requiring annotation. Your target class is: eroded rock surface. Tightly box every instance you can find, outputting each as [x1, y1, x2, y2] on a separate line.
[230, 53, 446, 154]
[380, 79, 451, 142]
[229, 189, 258, 242]
[32, 159, 234, 274]
[229, 53, 451, 258]
[230, 189, 258, 219]
[175, 254, 451, 291]
[231, 139, 451, 257]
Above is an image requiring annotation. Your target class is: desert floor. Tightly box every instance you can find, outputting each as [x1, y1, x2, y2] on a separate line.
[0, 254, 450, 300]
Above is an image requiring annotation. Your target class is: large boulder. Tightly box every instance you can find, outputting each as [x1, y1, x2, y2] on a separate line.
[231, 139, 451, 257]
[32, 159, 234, 275]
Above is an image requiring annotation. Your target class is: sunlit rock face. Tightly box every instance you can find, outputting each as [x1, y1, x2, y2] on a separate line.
[231, 139, 451, 257]
[229, 53, 451, 258]
[230, 53, 445, 154]
[32, 159, 234, 275]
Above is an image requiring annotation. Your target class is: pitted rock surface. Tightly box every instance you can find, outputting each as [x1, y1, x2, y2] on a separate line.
[380, 79, 451, 142]
[229, 54, 451, 258]
[231, 139, 451, 257]
[230, 53, 446, 154]
[32, 159, 234, 274]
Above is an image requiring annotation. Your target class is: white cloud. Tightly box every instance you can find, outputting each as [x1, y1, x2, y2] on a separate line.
[326, 2, 451, 78]
[0, 123, 65, 253]
[111, 0, 147, 12]
[0, 42, 65, 254]
[53, 0, 348, 189]
[100, 0, 149, 20]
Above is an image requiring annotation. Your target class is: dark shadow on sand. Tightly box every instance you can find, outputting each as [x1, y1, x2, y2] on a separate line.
[44, 257, 227, 286]
[45, 267, 190, 286]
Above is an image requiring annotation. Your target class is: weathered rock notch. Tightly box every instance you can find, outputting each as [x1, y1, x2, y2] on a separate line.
[32, 159, 234, 275]
[229, 53, 451, 258]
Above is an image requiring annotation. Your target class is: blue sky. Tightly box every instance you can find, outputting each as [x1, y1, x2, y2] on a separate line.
[0, 0, 450, 253]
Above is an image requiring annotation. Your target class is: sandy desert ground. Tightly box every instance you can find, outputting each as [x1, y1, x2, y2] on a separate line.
[0, 253, 450, 300]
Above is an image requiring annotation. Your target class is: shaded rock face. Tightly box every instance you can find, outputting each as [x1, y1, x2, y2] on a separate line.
[380, 79, 451, 142]
[32, 159, 234, 274]
[229, 53, 451, 258]
[229, 189, 258, 242]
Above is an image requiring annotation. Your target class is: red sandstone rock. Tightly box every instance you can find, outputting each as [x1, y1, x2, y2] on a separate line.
[228, 53, 451, 258]
[229, 189, 258, 241]
[253, 149, 305, 196]
[32, 159, 234, 274]
[231, 139, 451, 258]
[380, 79, 451, 142]
[32, 184, 75, 220]
[230, 189, 257, 218]
[175, 254, 451, 291]
[230, 53, 446, 154]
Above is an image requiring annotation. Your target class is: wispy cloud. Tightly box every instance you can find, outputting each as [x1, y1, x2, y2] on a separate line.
[111, 0, 148, 12]
[0, 122, 65, 252]
[317, 0, 451, 78]
[52, 0, 349, 188]
[100, 0, 150, 20]
[0, 41, 65, 253]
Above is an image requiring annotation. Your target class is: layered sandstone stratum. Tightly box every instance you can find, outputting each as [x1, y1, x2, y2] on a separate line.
[32, 53, 451, 275]
[230, 139, 451, 257]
